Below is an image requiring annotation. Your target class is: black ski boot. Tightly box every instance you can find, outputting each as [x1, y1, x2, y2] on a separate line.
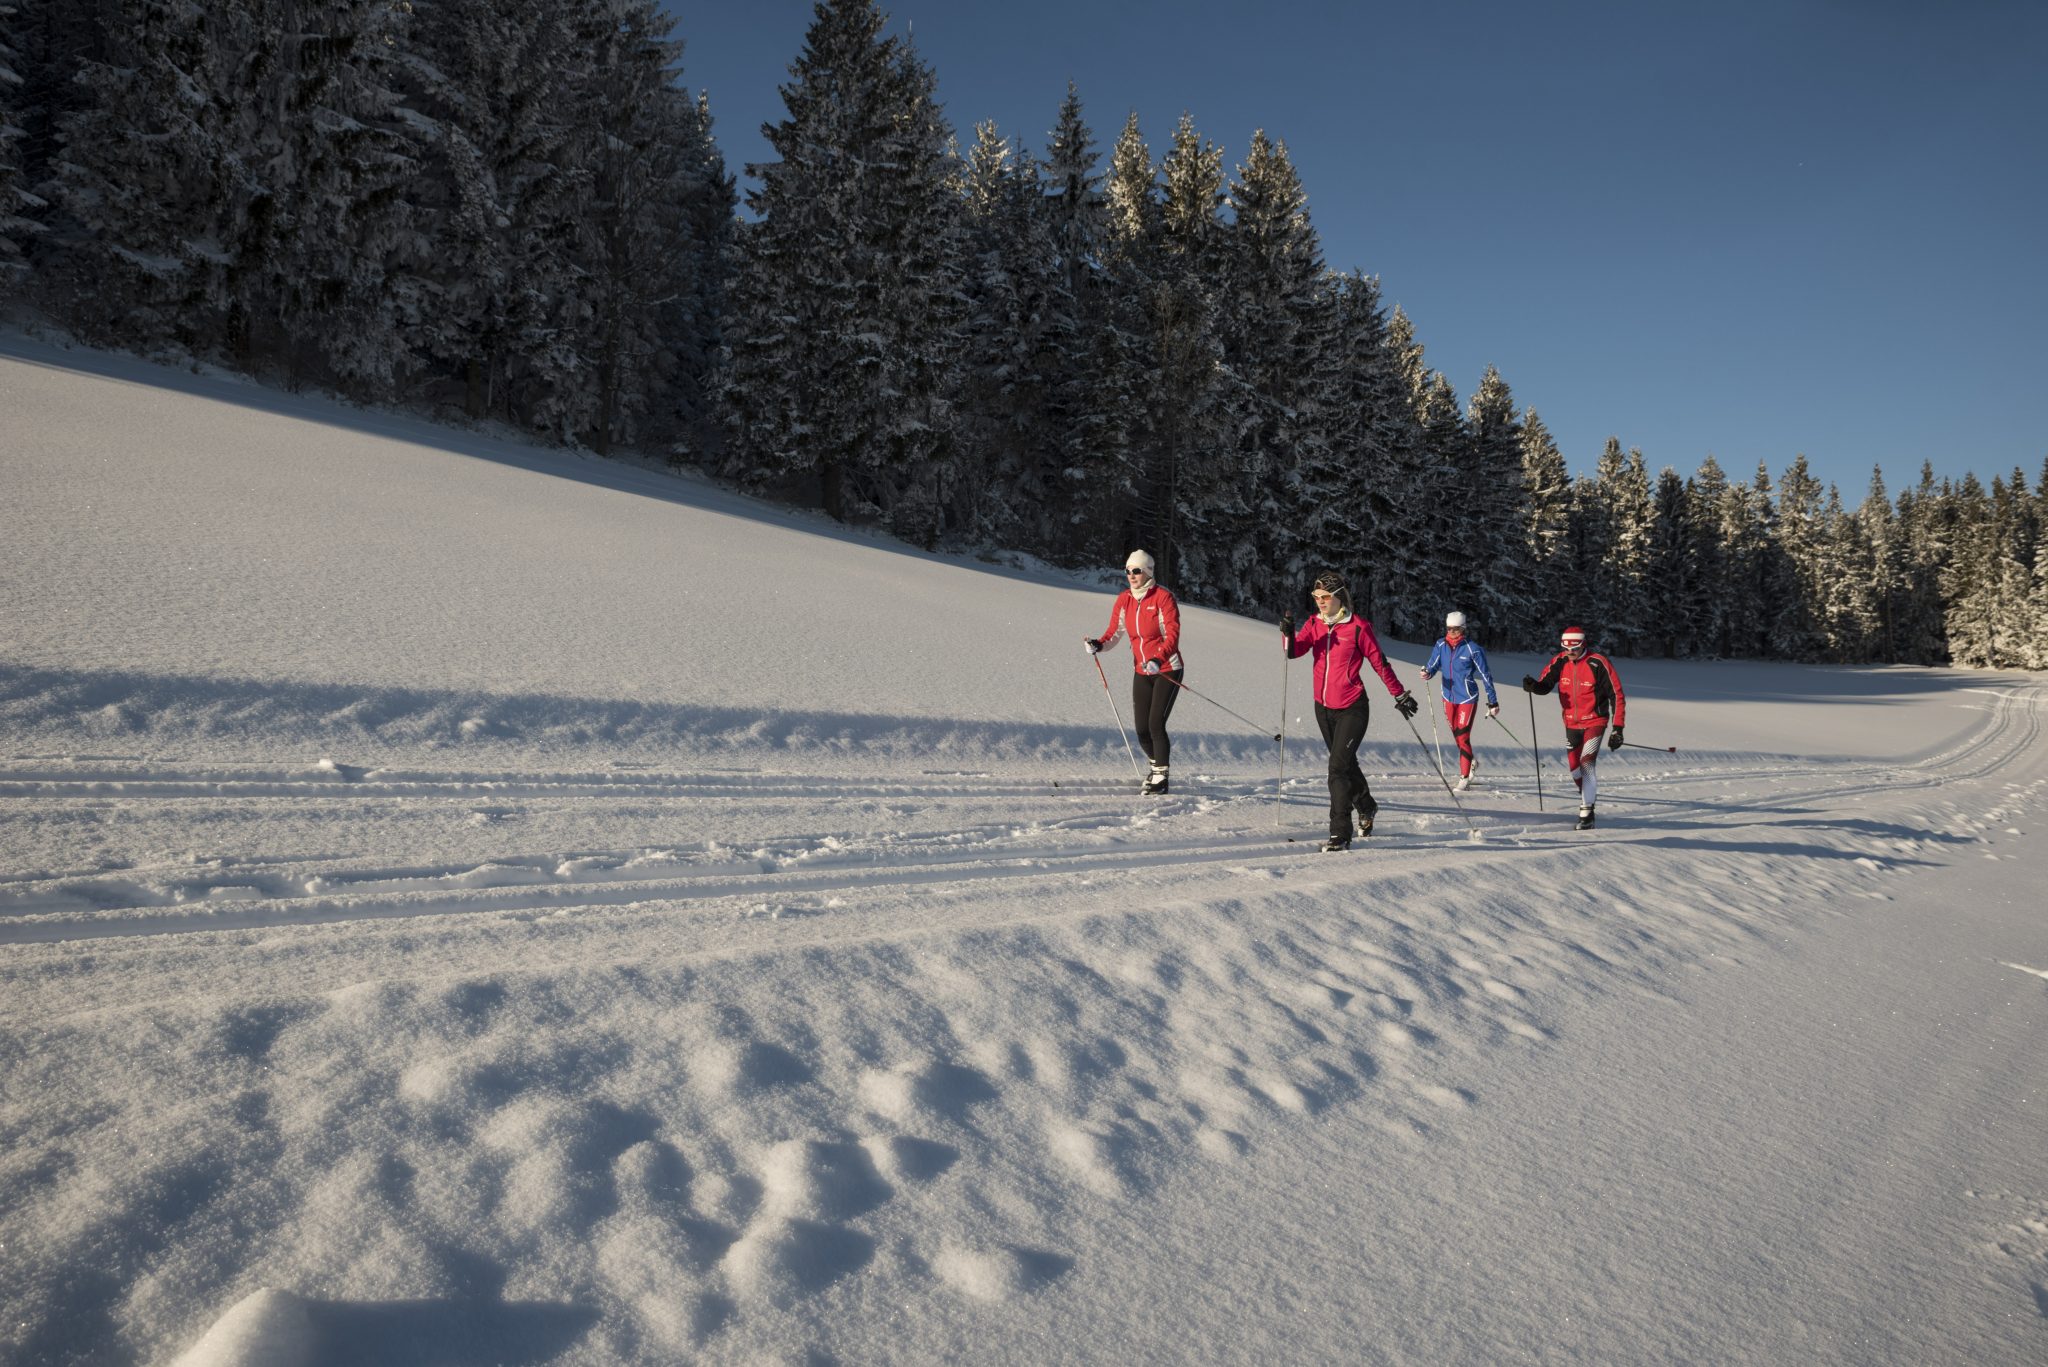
[1575, 805, 1595, 830]
[1354, 798, 1378, 837]
[1320, 835, 1351, 852]
[1143, 764, 1170, 796]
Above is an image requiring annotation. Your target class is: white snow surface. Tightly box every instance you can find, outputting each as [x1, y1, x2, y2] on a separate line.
[3, 336, 2045, 1365]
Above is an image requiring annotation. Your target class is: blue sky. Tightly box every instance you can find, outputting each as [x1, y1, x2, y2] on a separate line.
[666, 0, 2046, 497]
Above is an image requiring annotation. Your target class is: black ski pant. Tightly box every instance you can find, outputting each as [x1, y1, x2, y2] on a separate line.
[1131, 669, 1183, 767]
[1315, 698, 1374, 838]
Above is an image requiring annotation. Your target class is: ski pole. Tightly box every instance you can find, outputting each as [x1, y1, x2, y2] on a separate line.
[1425, 675, 1445, 776]
[1160, 673, 1282, 742]
[1400, 710, 1477, 836]
[1615, 740, 1679, 754]
[1091, 654, 1145, 779]
[1486, 711, 1525, 748]
[1527, 688, 1544, 812]
[1277, 646, 1289, 825]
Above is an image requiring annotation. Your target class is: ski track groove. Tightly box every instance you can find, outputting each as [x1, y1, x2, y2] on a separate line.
[0, 686, 2037, 949]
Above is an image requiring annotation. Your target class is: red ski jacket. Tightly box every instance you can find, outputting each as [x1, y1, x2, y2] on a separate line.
[1287, 612, 1405, 709]
[1530, 650, 1626, 731]
[1098, 586, 1183, 674]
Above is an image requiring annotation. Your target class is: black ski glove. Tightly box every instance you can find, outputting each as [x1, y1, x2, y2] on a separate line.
[1280, 613, 1294, 637]
[1608, 727, 1624, 750]
[1394, 691, 1419, 720]
[1084, 637, 1102, 654]
[1521, 675, 1538, 692]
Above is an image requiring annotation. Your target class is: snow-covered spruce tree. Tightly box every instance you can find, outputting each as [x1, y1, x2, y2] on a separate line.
[6, 0, 98, 227]
[1096, 109, 1161, 566]
[1647, 465, 1701, 657]
[1458, 365, 1530, 640]
[1038, 86, 1135, 564]
[1142, 112, 1232, 599]
[2031, 544, 2048, 671]
[1940, 473, 1995, 667]
[721, 0, 963, 544]
[1042, 81, 1101, 304]
[1686, 455, 1732, 656]
[1816, 483, 1880, 662]
[1374, 307, 1448, 638]
[953, 120, 1062, 548]
[47, 0, 416, 386]
[556, 0, 734, 456]
[1517, 408, 1572, 644]
[0, 0, 43, 286]
[42, 0, 231, 349]
[399, 0, 592, 424]
[1411, 372, 1470, 632]
[1317, 273, 1414, 624]
[1984, 470, 2037, 668]
[663, 89, 740, 464]
[1894, 463, 1954, 664]
[1856, 468, 1902, 662]
[257, 0, 418, 395]
[1715, 461, 1779, 659]
[1770, 453, 1828, 661]
[1582, 437, 1654, 652]
[1218, 129, 1332, 610]
[2033, 456, 2048, 668]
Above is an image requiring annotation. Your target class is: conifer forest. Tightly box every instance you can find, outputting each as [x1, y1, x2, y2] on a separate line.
[3, 0, 2042, 668]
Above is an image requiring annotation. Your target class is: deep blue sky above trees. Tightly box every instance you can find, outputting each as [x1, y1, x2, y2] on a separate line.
[666, 0, 2045, 495]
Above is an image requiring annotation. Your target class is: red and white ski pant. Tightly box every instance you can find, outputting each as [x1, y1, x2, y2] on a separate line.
[1564, 724, 1606, 808]
[1444, 700, 1478, 776]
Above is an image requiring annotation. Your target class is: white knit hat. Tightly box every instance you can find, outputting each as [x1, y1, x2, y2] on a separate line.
[1125, 549, 1156, 577]
[1445, 611, 1467, 630]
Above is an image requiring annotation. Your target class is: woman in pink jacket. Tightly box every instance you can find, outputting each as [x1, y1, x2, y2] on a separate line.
[1282, 570, 1418, 850]
[1085, 549, 1183, 794]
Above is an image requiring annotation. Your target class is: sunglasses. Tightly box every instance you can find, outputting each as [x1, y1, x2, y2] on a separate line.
[1561, 640, 1586, 651]
[1126, 568, 1148, 578]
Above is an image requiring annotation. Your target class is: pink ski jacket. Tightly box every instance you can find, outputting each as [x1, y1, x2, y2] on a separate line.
[1098, 586, 1183, 674]
[1288, 612, 1404, 709]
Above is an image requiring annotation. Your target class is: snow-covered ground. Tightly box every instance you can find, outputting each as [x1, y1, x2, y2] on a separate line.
[3, 336, 2044, 1366]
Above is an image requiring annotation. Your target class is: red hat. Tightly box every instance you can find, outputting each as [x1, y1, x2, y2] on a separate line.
[1560, 626, 1587, 646]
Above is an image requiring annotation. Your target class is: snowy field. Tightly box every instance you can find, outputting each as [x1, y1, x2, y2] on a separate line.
[3, 336, 2045, 1366]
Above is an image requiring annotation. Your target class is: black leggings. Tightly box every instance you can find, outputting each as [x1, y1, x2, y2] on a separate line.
[1131, 670, 1183, 766]
[1315, 699, 1374, 837]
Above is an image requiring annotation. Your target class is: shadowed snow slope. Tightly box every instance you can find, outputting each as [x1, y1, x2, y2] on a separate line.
[3, 338, 2045, 1366]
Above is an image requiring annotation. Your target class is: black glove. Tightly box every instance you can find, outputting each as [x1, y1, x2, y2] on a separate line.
[1521, 675, 1538, 692]
[1084, 637, 1101, 654]
[1608, 727, 1623, 750]
[1280, 613, 1294, 637]
[1393, 691, 1419, 720]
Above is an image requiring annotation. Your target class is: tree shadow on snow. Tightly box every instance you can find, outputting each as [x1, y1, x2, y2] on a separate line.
[0, 660, 1300, 767]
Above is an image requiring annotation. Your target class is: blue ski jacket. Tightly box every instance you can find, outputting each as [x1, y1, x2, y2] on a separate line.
[1421, 637, 1499, 706]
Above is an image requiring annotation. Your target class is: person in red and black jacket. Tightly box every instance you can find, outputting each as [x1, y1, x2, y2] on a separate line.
[1522, 624, 1627, 829]
[1282, 569, 1419, 851]
[1085, 549, 1184, 794]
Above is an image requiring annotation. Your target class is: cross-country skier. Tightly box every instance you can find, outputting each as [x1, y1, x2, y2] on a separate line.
[1282, 570, 1419, 851]
[1418, 610, 1498, 792]
[1086, 549, 1183, 794]
[1521, 625, 1626, 829]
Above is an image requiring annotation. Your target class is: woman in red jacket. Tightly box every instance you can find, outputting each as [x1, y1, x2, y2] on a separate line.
[1282, 570, 1418, 850]
[1085, 549, 1183, 794]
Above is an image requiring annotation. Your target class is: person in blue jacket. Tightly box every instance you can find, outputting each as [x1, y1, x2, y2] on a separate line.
[1418, 610, 1498, 791]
